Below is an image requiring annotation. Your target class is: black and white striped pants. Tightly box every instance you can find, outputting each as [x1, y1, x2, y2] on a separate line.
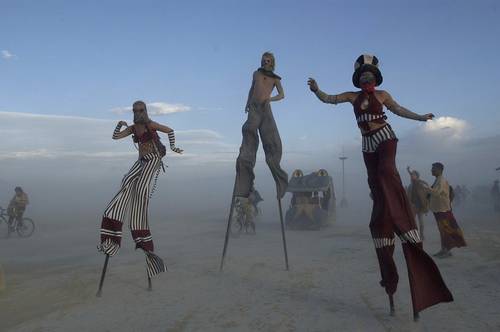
[98, 153, 166, 277]
[361, 124, 396, 153]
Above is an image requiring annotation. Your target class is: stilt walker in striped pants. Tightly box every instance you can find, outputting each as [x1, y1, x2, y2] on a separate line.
[308, 55, 453, 320]
[97, 100, 183, 296]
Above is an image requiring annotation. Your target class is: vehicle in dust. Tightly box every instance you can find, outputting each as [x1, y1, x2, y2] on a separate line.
[285, 169, 336, 230]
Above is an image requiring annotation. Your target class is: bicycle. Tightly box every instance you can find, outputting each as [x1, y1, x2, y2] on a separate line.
[0, 206, 35, 238]
[230, 199, 257, 236]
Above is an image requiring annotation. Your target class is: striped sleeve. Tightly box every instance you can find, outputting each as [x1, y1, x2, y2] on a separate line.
[168, 131, 176, 147]
[112, 123, 122, 139]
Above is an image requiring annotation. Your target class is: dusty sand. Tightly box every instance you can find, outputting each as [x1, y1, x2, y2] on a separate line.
[1, 208, 499, 332]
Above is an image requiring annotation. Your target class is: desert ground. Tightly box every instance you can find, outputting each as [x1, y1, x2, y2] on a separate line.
[1, 201, 499, 332]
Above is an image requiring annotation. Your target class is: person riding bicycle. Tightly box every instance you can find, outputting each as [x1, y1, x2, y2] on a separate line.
[249, 189, 263, 215]
[7, 187, 29, 233]
[234, 188, 263, 234]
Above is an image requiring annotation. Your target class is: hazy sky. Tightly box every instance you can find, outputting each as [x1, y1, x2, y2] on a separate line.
[1, 0, 499, 214]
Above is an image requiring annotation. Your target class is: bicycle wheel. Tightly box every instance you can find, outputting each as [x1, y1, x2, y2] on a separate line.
[17, 218, 35, 238]
[230, 214, 243, 237]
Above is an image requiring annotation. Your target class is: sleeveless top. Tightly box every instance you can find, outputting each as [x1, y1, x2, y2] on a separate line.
[132, 125, 160, 144]
[353, 92, 396, 153]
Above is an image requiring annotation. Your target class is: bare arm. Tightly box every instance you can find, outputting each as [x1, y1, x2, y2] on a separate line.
[269, 79, 285, 102]
[112, 122, 133, 140]
[315, 90, 356, 105]
[382, 91, 433, 121]
[150, 121, 183, 154]
[307, 78, 355, 105]
[150, 121, 173, 134]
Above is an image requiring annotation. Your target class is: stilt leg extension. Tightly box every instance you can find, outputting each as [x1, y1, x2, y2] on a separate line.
[220, 177, 238, 271]
[96, 254, 110, 297]
[278, 198, 289, 271]
[389, 294, 395, 316]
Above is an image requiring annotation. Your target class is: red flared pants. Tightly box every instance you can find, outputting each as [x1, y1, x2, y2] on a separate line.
[363, 139, 453, 313]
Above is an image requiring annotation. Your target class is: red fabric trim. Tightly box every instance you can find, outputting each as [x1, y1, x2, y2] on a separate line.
[131, 229, 154, 252]
[132, 124, 159, 143]
[100, 217, 123, 245]
[364, 140, 453, 312]
[353, 91, 384, 118]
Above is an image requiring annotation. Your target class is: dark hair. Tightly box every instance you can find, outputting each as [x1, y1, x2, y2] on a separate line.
[133, 100, 148, 112]
[432, 162, 444, 172]
[15, 186, 23, 192]
[132, 100, 151, 124]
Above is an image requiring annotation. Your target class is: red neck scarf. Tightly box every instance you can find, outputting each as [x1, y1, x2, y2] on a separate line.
[361, 83, 376, 94]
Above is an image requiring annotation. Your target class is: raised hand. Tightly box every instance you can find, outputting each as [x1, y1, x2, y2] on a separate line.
[307, 78, 319, 92]
[118, 121, 128, 127]
[171, 147, 183, 154]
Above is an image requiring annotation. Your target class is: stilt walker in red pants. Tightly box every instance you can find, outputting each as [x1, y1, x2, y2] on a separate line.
[307, 54, 453, 320]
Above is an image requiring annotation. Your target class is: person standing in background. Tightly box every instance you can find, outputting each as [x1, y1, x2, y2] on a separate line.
[425, 162, 466, 258]
[406, 167, 430, 241]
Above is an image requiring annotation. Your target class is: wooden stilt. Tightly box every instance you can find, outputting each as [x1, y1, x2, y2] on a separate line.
[277, 198, 289, 271]
[96, 254, 110, 297]
[219, 177, 238, 272]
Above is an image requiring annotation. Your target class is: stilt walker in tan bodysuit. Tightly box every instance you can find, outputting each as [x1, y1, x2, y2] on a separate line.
[220, 52, 289, 271]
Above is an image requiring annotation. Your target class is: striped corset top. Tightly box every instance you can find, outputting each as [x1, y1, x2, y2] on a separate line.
[356, 113, 387, 123]
[353, 92, 387, 130]
[361, 124, 397, 153]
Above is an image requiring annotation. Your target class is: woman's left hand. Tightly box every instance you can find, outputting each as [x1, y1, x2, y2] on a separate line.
[422, 113, 435, 121]
[171, 147, 183, 154]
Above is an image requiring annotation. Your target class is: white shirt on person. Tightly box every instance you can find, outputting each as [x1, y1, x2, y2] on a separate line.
[427, 175, 451, 213]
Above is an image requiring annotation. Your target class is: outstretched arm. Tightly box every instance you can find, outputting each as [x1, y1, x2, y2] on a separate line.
[315, 90, 355, 105]
[112, 121, 133, 139]
[269, 79, 285, 102]
[150, 121, 173, 134]
[307, 78, 355, 105]
[382, 91, 434, 121]
[150, 122, 183, 154]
